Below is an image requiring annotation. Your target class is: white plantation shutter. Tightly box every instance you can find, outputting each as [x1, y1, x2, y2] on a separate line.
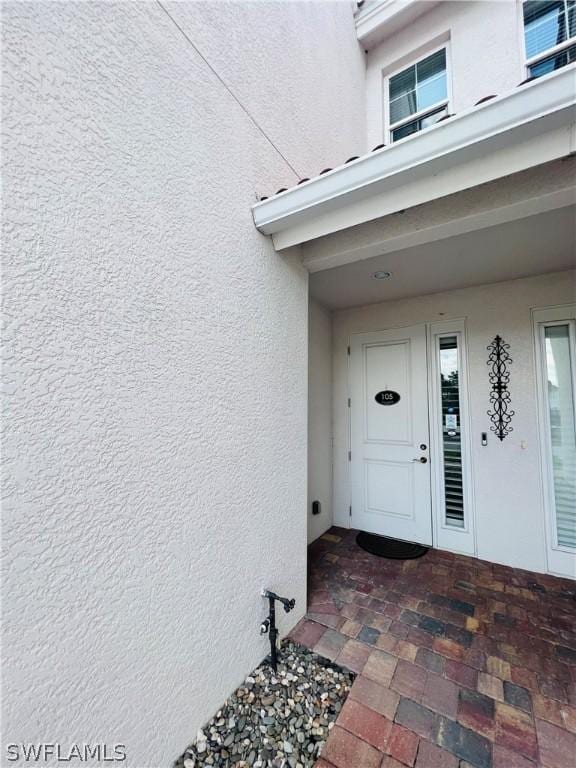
[439, 336, 465, 528]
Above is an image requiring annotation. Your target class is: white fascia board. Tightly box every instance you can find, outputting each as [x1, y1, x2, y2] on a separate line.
[355, 1, 439, 50]
[252, 66, 576, 250]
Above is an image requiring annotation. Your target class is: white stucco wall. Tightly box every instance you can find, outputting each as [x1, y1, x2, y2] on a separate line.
[308, 300, 334, 542]
[332, 271, 576, 574]
[2, 2, 365, 766]
[366, 0, 525, 147]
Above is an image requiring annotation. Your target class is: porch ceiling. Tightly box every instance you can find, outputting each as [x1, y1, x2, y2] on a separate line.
[309, 205, 576, 310]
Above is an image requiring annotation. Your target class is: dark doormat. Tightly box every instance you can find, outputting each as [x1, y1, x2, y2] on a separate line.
[356, 531, 429, 560]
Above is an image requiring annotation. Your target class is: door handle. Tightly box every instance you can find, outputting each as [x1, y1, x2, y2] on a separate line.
[412, 457, 428, 463]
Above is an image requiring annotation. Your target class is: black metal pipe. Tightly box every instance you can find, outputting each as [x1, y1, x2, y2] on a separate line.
[261, 590, 295, 672]
[263, 589, 296, 613]
[268, 594, 278, 672]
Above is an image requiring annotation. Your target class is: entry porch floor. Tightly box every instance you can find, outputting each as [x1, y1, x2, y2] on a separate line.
[289, 527, 576, 768]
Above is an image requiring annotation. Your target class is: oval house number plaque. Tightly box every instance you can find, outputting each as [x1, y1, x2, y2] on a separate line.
[375, 390, 401, 406]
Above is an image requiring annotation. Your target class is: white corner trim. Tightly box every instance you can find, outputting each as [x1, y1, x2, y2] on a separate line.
[252, 67, 576, 250]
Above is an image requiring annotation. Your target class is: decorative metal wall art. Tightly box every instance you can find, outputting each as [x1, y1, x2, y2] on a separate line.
[486, 335, 514, 441]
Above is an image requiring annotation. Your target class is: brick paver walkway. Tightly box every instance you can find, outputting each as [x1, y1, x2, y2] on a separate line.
[288, 527, 576, 768]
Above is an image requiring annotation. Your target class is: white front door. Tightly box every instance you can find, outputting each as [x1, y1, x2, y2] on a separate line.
[350, 325, 432, 545]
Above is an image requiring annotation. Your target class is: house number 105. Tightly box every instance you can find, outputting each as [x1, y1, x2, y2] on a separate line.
[375, 390, 401, 406]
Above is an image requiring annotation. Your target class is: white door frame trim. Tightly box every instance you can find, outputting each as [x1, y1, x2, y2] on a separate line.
[532, 302, 576, 579]
[346, 318, 476, 556]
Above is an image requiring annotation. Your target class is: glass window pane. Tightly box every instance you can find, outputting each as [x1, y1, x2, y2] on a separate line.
[439, 336, 465, 528]
[391, 106, 447, 142]
[524, 1, 567, 58]
[544, 324, 576, 548]
[417, 72, 447, 112]
[416, 49, 446, 82]
[392, 118, 420, 142]
[528, 42, 576, 75]
[389, 49, 447, 125]
[569, 0, 576, 36]
[416, 50, 447, 111]
[389, 66, 417, 123]
[389, 66, 416, 101]
[420, 106, 448, 129]
[389, 91, 418, 124]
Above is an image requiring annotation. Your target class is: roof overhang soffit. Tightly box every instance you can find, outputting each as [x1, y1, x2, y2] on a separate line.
[251, 67, 576, 253]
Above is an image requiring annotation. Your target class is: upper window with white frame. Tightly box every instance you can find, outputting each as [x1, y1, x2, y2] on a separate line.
[387, 47, 449, 142]
[523, 1, 576, 78]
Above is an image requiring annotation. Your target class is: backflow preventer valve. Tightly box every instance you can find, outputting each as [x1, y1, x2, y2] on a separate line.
[260, 589, 295, 672]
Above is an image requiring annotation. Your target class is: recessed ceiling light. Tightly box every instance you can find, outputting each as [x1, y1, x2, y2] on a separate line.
[373, 270, 392, 280]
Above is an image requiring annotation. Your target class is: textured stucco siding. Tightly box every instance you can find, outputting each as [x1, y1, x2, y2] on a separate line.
[1, 2, 365, 766]
[307, 300, 333, 542]
[332, 271, 576, 574]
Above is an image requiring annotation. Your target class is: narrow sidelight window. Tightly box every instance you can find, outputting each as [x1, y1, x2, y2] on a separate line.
[542, 323, 576, 549]
[438, 336, 465, 528]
